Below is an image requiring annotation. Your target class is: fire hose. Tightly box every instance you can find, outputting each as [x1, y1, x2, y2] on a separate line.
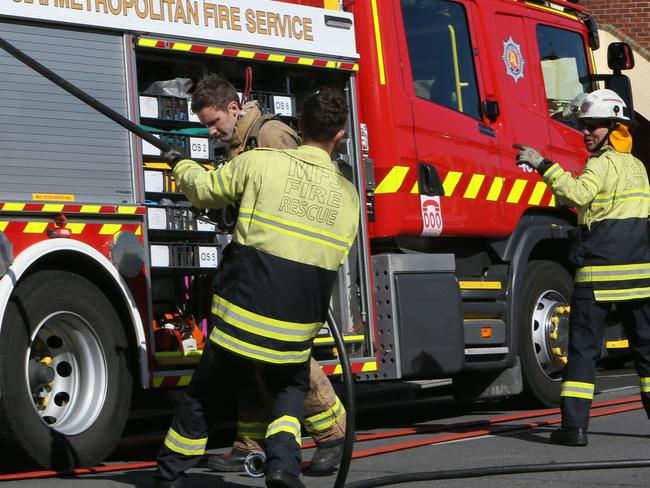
[4, 35, 650, 488]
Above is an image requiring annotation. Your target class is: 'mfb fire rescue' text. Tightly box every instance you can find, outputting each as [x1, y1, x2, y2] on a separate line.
[13, 0, 314, 41]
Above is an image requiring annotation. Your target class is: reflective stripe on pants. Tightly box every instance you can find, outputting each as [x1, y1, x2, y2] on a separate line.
[562, 287, 650, 429]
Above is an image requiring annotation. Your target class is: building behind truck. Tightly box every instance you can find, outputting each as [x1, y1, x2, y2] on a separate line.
[0, 0, 638, 472]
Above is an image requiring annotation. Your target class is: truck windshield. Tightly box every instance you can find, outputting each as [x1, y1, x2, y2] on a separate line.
[537, 24, 591, 125]
[400, 0, 480, 119]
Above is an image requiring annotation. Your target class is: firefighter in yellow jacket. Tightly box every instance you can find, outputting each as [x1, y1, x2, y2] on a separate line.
[154, 87, 359, 488]
[191, 76, 347, 473]
[515, 89, 650, 446]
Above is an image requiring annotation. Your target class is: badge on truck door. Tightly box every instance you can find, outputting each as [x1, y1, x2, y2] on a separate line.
[502, 37, 526, 83]
[420, 195, 443, 237]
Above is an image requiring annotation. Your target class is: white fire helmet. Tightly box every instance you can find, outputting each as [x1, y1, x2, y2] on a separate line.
[562, 89, 630, 122]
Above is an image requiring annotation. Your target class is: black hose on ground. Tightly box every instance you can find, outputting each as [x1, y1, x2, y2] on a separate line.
[326, 309, 355, 488]
[344, 458, 650, 488]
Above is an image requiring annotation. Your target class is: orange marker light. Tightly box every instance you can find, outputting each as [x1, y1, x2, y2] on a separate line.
[481, 327, 492, 338]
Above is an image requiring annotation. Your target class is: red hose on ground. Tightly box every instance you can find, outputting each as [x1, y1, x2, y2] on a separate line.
[0, 395, 642, 481]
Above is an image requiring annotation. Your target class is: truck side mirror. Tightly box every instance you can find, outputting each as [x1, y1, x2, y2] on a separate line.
[608, 42, 635, 72]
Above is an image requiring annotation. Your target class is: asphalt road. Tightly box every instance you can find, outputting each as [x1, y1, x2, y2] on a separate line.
[3, 365, 650, 488]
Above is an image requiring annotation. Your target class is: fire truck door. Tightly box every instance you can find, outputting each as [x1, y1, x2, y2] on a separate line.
[397, 0, 503, 236]
[485, 8, 555, 219]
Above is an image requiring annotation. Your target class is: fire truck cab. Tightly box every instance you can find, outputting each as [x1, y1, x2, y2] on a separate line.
[340, 0, 636, 405]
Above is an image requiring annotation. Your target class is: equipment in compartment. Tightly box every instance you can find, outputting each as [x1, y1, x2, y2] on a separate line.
[154, 308, 205, 353]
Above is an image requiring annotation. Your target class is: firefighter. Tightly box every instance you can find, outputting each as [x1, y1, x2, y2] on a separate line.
[191, 76, 348, 473]
[514, 89, 650, 446]
[153, 87, 360, 488]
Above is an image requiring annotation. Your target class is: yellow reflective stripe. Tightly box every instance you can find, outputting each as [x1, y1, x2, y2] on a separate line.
[212, 294, 322, 342]
[43, 204, 64, 212]
[578, 174, 600, 192]
[463, 174, 485, 199]
[443, 171, 462, 196]
[640, 377, 650, 393]
[211, 168, 234, 204]
[506, 180, 527, 203]
[0, 222, 7, 232]
[576, 263, 650, 282]
[561, 381, 594, 399]
[374, 166, 408, 194]
[304, 397, 345, 432]
[66, 223, 86, 234]
[543, 163, 562, 182]
[370, 0, 386, 85]
[99, 224, 122, 235]
[240, 207, 352, 251]
[486, 177, 504, 201]
[238, 421, 268, 439]
[594, 288, 650, 301]
[410, 181, 419, 194]
[549, 194, 556, 207]
[117, 206, 138, 214]
[528, 181, 547, 205]
[606, 339, 629, 349]
[164, 427, 206, 456]
[2, 203, 25, 211]
[79, 205, 101, 213]
[23, 222, 48, 233]
[266, 415, 301, 446]
[210, 328, 311, 364]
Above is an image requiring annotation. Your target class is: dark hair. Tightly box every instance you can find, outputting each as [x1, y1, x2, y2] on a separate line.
[300, 87, 348, 143]
[191, 75, 240, 113]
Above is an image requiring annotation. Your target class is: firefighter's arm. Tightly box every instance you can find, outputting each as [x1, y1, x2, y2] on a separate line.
[173, 157, 247, 209]
[540, 158, 606, 208]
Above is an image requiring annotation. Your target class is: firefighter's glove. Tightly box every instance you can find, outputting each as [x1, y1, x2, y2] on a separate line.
[163, 146, 185, 166]
[513, 144, 544, 169]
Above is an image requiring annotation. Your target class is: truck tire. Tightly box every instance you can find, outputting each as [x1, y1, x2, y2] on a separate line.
[0, 270, 132, 470]
[518, 260, 573, 407]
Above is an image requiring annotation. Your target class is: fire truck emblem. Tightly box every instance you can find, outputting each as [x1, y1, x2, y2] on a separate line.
[502, 37, 525, 82]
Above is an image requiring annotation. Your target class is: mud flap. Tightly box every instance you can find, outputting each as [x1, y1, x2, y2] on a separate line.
[452, 357, 523, 401]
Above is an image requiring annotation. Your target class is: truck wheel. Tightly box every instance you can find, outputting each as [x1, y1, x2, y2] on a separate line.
[518, 260, 572, 407]
[0, 270, 132, 470]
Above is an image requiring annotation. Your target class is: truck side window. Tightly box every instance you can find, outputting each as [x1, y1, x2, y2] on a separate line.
[400, 0, 480, 119]
[537, 25, 591, 125]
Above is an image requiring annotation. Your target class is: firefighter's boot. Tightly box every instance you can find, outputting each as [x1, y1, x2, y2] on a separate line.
[265, 470, 306, 488]
[307, 441, 344, 473]
[206, 447, 249, 472]
[549, 427, 588, 446]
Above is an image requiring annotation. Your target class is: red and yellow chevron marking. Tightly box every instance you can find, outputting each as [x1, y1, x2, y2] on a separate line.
[153, 375, 193, 388]
[321, 360, 377, 376]
[0, 221, 142, 236]
[137, 38, 359, 71]
[374, 166, 556, 207]
[0, 202, 145, 215]
[151, 359, 377, 387]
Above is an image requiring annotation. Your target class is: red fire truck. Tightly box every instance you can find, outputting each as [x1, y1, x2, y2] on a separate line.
[0, 0, 636, 471]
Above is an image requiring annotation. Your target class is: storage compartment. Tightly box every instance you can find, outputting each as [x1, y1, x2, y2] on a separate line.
[372, 254, 464, 379]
